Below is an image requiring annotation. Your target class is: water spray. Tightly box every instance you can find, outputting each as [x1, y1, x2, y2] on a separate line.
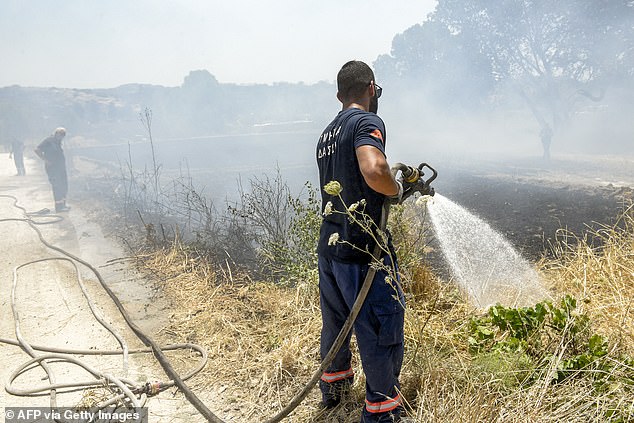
[391, 164, 549, 308]
[426, 194, 550, 308]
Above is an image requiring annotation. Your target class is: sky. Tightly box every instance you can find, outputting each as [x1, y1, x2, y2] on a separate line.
[0, 0, 437, 89]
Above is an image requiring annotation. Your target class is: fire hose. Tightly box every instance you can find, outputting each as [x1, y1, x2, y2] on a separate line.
[0, 194, 212, 421]
[0, 162, 436, 422]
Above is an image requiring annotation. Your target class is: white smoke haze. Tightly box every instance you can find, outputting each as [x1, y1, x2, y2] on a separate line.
[0, 0, 436, 88]
[0, 0, 632, 265]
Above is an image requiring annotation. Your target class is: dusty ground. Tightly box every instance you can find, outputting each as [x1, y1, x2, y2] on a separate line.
[0, 154, 214, 422]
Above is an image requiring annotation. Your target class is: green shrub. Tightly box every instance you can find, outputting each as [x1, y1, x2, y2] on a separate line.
[258, 182, 321, 286]
[467, 295, 631, 386]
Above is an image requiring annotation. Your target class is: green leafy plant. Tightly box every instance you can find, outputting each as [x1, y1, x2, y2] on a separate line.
[467, 295, 631, 386]
[259, 182, 321, 285]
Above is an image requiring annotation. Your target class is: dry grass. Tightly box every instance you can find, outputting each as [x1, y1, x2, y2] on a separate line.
[142, 242, 329, 421]
[542, 202, 634, 353]
[134, 201, 634, 422]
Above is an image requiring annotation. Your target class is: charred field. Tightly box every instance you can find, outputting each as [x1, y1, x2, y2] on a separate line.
[435, 155, 634, 261]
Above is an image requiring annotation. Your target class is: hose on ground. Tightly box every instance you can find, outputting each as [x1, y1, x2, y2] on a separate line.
[13, 256, 131, 375]
[1, 337, 207, 398]
[6, 257, 208, 398]
[1, 193, 393, 422]
[0, 194, 213, 421]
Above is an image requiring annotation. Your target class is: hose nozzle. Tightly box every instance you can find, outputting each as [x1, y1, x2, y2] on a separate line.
[391, 162, 437, 203]
[402, 166, 420, 184]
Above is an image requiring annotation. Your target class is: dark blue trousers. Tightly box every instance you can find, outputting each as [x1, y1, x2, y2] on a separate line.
[46, 165, 68, 210]
[318, 254, 405, 422]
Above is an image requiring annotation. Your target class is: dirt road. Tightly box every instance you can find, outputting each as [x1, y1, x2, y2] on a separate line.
[0, 154, 211, 421]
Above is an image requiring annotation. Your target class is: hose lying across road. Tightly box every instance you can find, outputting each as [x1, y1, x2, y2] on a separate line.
[0, 194, 393, 422]
[0, 194, 215, 421]
[3, 254, 208, 404]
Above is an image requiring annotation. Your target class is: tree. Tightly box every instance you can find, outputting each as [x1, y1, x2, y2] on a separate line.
[433, 0, 634, 158]
[375, 19, 496, 110]
[376, 0, 633, 157]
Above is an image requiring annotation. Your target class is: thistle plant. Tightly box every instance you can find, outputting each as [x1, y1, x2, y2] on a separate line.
[323, 180, 403, 303]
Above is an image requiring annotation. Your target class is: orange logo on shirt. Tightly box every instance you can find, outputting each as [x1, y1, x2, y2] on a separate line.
[370, 129, 383, 142]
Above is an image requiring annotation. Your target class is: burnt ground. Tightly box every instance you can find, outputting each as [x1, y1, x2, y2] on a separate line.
[71, 129, 634, 264]
[434, 154, 634, 261]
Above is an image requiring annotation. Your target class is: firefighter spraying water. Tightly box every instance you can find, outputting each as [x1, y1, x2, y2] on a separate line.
[311, 60, 438, 423]
[1, 60, 439, 423]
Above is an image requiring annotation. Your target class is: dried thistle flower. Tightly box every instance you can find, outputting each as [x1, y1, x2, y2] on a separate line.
[323, 201, 333, 216]
[328, 232, 340, 246]
[324, 181, 342, 196]
[348, 202, 359, 213]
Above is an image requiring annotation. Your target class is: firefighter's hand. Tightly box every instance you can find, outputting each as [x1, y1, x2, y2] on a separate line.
[388, 180, 404, 205]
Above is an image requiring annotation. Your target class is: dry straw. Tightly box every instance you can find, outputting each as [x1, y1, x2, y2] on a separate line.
[543, 201, 634, 353]
[135, 200, 634, 422]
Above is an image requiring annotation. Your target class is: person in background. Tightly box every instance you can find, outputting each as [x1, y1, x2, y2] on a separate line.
[9, 138, 26, 176]
[316, 60, 406, 422]
[35, 127, 70, 212]
[540, 124, 553, 161]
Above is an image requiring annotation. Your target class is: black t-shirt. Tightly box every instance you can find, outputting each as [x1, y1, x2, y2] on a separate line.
[316, 108, 389, 263]
[37, 136, 66, 170]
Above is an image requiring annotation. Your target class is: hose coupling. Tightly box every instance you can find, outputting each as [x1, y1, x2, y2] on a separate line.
[403, 167, 420, 183]
[143, 381, 163, 396]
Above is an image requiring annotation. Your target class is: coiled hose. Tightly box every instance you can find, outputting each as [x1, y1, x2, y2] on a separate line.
[0, 195, 213, 421]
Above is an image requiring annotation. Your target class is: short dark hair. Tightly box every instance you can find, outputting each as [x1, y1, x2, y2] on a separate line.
[337, 60, 375, 101]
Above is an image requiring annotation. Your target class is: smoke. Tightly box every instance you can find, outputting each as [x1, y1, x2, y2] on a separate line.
[379, 76, 634, 166]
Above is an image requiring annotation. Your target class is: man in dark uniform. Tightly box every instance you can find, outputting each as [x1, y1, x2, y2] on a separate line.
[316, 60, 405, 422]
[35, 127, 70, 212]
[9, 138, 26, 176]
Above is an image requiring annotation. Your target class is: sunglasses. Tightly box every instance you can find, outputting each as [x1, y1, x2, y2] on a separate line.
[371, 81, 383, 99]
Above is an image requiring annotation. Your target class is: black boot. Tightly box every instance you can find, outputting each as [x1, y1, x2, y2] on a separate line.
[319, 377, 353, 409]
